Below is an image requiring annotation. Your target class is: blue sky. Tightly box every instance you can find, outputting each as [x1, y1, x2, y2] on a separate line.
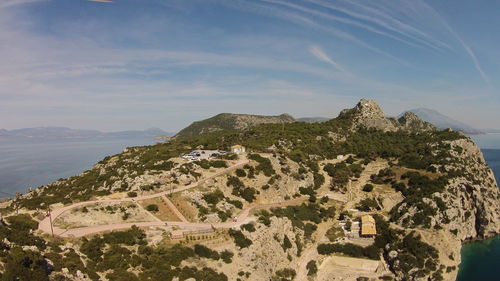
[0, 0, 498, 132]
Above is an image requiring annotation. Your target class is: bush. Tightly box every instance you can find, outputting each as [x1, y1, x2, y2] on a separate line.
[362, 184, 374, 192]
[102, 225, 146, 245]
[356, 198, 379, 211]
[235, 169, 247, 177]
[194, 244, 220, 260]
[274, 268, 296, 280]
[306, 260, 317, 276]
[248, 154, 275, 176]
[282, 235, 292, 250]
[203, 189, 225, 205]
[241, 223, 256, 232]
[227, 199, 243, 209]
[317, 243, 379, 260]
[146, 204, 159, 212]
[1, 247, 50, 281]
[210, 160, 227, 168]
[127, 191, 137, 198]
[228, 229, 252, 248]
[220, 250, 234, 263]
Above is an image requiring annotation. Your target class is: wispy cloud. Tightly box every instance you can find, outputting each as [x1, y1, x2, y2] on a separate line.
[305, 0, 451, 51]
[0, 0, 44, 9]
[456, 38, 490, 84]
[309, 45, 345, 72]
[415, 1, 490, 84]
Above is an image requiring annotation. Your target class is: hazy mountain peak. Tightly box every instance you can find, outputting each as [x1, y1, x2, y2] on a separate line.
[402, 108, 482, 134]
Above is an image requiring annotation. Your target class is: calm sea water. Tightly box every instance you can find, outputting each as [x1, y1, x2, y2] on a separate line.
[456, 134, 500, 281]
[0, 137, 155, 198]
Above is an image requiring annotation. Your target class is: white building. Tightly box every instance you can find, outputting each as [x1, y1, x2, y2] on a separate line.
[230, 145, 246, 154]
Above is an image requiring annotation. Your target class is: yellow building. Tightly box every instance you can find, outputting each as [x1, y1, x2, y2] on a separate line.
[360, 215, 377, 237]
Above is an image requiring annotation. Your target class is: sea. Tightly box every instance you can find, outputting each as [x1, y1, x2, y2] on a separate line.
[0, 137, 156, 198]
[0, 133, 498, 280]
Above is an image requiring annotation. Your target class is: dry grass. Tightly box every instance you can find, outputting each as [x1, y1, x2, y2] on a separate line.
[138, 197, 180, 221]
[169, 192, 199, 222]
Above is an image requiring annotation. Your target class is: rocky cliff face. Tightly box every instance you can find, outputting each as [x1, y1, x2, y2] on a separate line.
[443, 138, 500, 239]
[175, 113, 295, 138]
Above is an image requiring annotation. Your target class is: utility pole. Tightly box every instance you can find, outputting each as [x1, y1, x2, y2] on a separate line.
[348, 179, 352, 201]
[48, 206, 54, 237]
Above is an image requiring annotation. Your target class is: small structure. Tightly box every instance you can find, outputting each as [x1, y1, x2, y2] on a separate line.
[230, 145, 246, 154]
[360, 215, 377, 238]
[169, 228, 215, 240]
[170, 230, 185, 239]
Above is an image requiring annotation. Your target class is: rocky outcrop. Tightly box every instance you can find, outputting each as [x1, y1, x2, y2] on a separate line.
[398, 112, 436, 132]
[339, 99, 437, 133]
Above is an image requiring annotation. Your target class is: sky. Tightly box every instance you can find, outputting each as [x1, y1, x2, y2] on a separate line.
[0, 0, 499, 132]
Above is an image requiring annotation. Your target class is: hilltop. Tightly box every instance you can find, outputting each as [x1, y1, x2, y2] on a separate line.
[1, 99, 498, 281]
[174, 113, 295, 138]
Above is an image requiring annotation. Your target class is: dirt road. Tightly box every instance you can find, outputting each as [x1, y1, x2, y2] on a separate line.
[38, 158, 248, 237]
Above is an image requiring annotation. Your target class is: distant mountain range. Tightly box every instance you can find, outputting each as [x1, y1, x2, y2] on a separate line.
[400, 108, 483, 134]
[0, 127, 172, 139]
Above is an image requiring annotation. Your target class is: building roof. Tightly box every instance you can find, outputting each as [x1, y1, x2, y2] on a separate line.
[231, 145, 242, 149]
[361, 215, 377, 235]
[361, 224, 377, 235]
[361, 215, 375, 224]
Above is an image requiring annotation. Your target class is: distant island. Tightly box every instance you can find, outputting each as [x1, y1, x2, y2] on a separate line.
[0, 126, 172, 139]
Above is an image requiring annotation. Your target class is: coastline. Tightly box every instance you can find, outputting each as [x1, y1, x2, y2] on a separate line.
[457, 235, 500, 281]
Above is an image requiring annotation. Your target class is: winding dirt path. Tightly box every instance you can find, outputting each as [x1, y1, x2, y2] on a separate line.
[38, 158, 249, 238]
[38, 157, 309, 238]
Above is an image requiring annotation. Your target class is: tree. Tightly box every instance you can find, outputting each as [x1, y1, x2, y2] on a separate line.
[306, 260, 318, 276]
[362, 184, 374, 192]
[1, 247, 50, 281]
[282, 235, 292, 250]
[146, 204, 159, 212]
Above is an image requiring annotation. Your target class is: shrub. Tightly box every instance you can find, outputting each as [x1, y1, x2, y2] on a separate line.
[146, 204, 159, 212]
[274, 268, 296, 280]
[210, 160, 227, 168]
[228, 229, 252, 248]
[248, 154, 275, 176]
[241, 223, 256, 232]
[235, 169, 247, 177]
[203, 190, 225, 205]
[362, 184, 374, 192]
[306, 260, 317, 276]
[127, 191, 137, 198]
[220, 250, 234, 263]
[282, 235, 292, 251]
[194, 244, 220, 260]
[317, 243, 379, 260]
